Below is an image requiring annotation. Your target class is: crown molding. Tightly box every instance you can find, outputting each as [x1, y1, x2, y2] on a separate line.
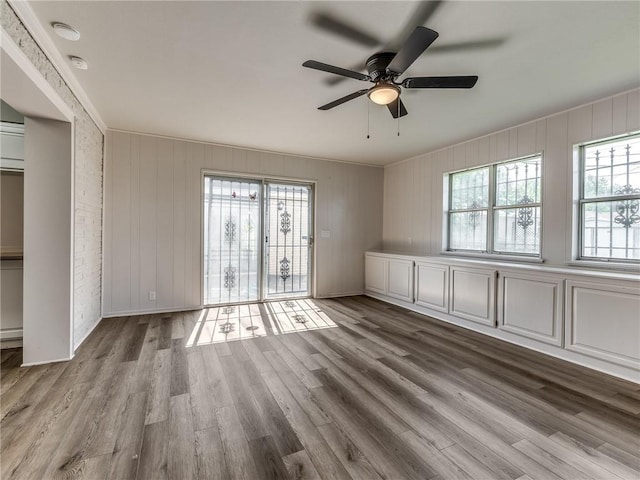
[8, 0, 107, 133]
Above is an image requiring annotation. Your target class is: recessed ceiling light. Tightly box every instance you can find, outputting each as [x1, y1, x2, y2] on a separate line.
[52, 22, 80, 41]
[70, 56, 88, 70]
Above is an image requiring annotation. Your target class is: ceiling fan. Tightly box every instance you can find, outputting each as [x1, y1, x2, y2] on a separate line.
[303, 26, 478, 118]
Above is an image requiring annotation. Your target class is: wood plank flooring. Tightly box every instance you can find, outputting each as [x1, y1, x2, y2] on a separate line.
[1, 296, 639, 479]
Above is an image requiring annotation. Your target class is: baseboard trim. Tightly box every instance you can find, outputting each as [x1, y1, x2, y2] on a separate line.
[1, 339, 23, 349]
[22, 354, 74, 367]
[315, 291, 365, 299]
[103, 305, 203, 319]
[0, 328, 23, 340]
[365, 292, 640, 384]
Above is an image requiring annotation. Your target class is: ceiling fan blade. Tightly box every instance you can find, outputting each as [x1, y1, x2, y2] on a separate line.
[387, 1, 444, 51]
[303, 60, 371, 82]
[310, 12, 382, 48]
[325, 61, 368, 86]
[318, 89, 369, 110]
[403, 76, 478, 89]
[387, 98, 408, 118]
[428, 38, 505, 55]
[387, 26, 439, 75]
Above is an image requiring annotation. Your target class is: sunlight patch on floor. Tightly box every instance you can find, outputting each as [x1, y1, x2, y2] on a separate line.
[185, 299, 337, 347]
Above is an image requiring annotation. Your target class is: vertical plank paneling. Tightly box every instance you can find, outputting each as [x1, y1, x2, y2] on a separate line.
[567, 105, 593, 144]
[496, 130, 509, 161]
[130, 134, 141, 311]
[173, 141, 186, 308]
[541, 113, 568, 264]
[112, 132, 132, 312]
[535, 119, 546, 154]
[627, 90, 640, 131]
[232, 148, 248, 173]
[517, 123, 536, 157]
[187, 142, 205, 307]
[509, 128, 518, 158]
[489, 133, 498, 163]
[465, 140, 479, 168]
[478, 136, 490, 166]
[592, 99, 613, 139]
[453, 145, 466, 171]
[156, 139, 174, 309]
[103, 132, 114, 314]
[612, 93, 628, 135]
[139, 135, 158, 310]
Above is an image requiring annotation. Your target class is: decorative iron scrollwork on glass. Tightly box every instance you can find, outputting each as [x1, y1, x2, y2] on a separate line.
[224, 265, 236, 290]
[614, 185, 640, 228]
[224, 218, 236, 244]
[284, 301, 295, 308]
[277, 201, 285, 211]
[468, 201, 481, 229]
[222, 306, 235, 315]
[279, 257, 290, 282]
[219, 322, 234, 334]
[280, 211, 291, 235]
[293, 315, 307, 324]
[516, 194, 534, 229]
[614, 184, 640, 228]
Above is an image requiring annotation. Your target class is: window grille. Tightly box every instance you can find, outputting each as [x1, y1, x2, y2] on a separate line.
[447, 154, 542, 256]
[579, 134, 640, 262]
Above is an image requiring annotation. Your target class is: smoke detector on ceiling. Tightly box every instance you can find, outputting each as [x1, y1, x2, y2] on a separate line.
[70, 56, 88, 70]
[52, 22, 80, 41]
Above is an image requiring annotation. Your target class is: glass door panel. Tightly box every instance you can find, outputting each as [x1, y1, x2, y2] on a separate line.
[203, 177, 261, 305]
[264, 183, 312, 299]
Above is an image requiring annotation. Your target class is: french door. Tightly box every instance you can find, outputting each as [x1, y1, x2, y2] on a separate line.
[203, 175, 313, 305]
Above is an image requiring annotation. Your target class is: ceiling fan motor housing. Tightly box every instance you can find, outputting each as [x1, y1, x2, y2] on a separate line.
[366, 52, 396, 81]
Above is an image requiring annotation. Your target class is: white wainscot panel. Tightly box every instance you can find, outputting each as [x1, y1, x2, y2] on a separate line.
[365, 255, 387, 295]
[565, 280, 640, 370]
[498, 272, 563, 346]
[450, 266, 496, 326]
[387, 259, 414, 302]
[0, 261, 23, 341]
[415, 262, 448, 312]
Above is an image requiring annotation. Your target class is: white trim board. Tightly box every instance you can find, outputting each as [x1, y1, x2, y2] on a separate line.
[22, 354, 73, 367]
[1, 30, 74, 122]
[7, 0, 106, 133]
[0, 328, 23, 340]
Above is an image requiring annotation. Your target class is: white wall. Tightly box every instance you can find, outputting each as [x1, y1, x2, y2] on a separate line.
[2, 2, 104, 350]
[103, 131, 384, 316]
[23, 117, 73, 364]
[383, 88, 640, 266]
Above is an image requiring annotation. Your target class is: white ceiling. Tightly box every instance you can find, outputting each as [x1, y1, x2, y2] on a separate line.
[26, 1, 640, 166]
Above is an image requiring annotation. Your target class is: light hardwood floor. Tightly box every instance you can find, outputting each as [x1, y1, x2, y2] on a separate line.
[1, 296, 639, 479]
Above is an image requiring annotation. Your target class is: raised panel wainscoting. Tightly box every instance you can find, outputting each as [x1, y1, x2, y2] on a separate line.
[449, 266, 497, 327]
[365, 252, 640, 382]
[566, 280, 640, 370]
[499, 271, 564, 347]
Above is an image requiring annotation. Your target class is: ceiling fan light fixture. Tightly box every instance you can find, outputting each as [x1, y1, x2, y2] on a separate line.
[368, 83, 400, 105]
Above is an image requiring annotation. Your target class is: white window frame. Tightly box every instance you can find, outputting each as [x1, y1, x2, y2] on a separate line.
[576, 132, 640, 264]
[445, 153, 543, 258]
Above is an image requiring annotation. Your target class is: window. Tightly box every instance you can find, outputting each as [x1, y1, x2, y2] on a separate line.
[579, 133, 640, 262]
[447, 154, 542, 256]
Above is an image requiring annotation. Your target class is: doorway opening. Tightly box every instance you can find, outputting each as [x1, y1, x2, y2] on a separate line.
[203, 175, 313, 306]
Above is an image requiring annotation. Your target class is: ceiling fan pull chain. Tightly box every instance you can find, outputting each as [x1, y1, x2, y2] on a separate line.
[367, 100, 371, 139]
[397, 102, 400, 137]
